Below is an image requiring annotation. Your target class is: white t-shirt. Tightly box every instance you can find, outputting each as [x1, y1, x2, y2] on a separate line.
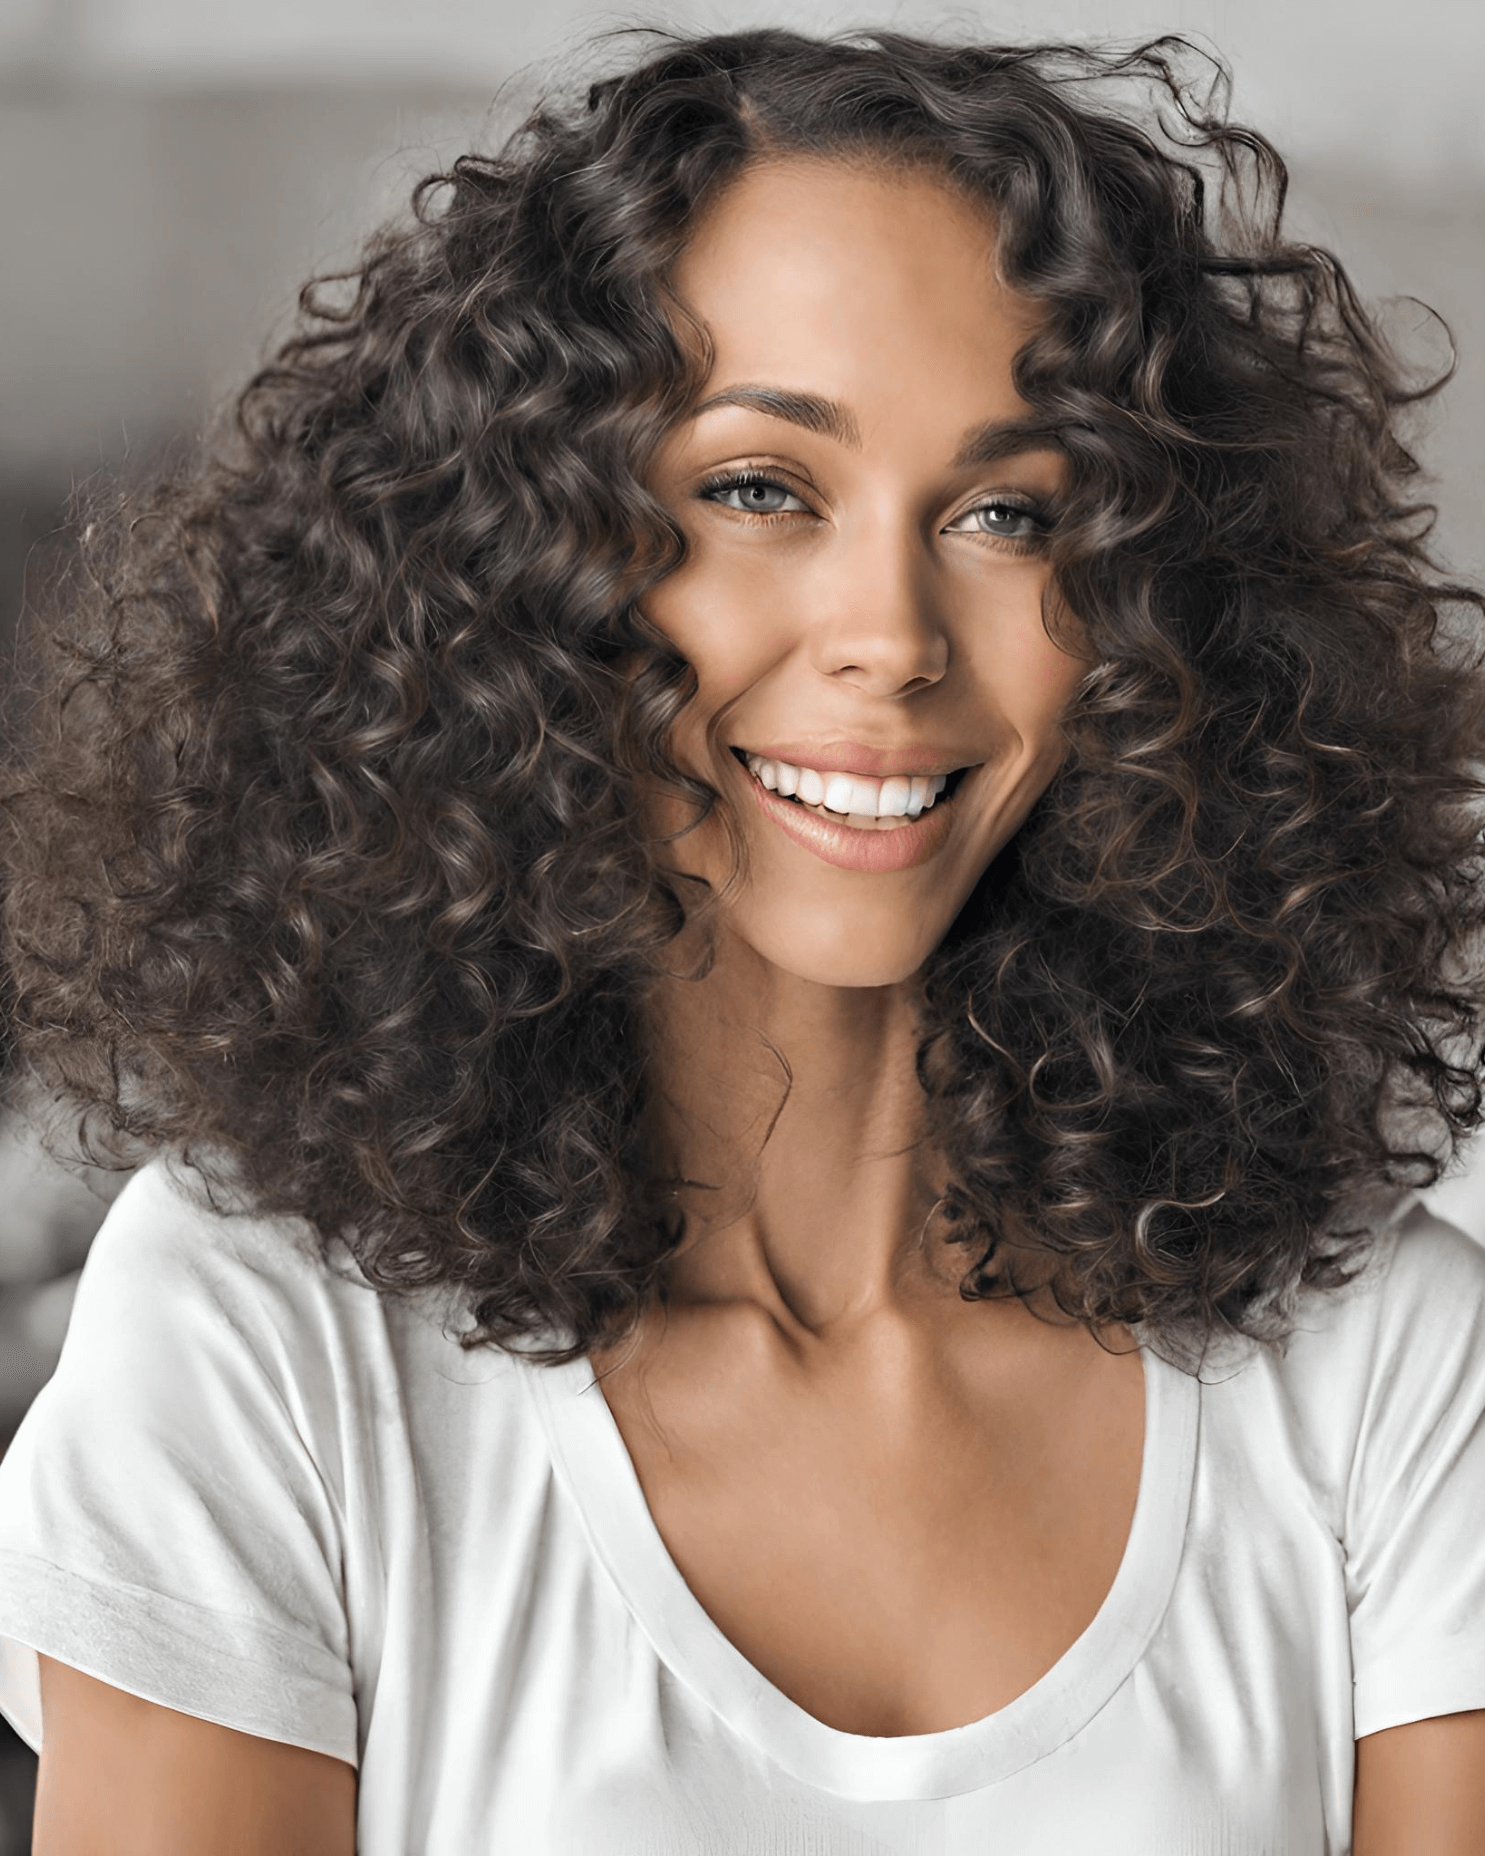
[2, 1156, 1484, 1854]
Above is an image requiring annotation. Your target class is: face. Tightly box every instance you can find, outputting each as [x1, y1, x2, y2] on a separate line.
[642, 156, 1087, 989]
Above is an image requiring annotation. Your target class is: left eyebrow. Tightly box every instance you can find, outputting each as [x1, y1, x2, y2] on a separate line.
[689, 384, 1065, 469]
[951, 416, 1067, 470]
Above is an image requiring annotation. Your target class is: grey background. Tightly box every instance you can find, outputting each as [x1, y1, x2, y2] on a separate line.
[0, 0, 1481, 1844]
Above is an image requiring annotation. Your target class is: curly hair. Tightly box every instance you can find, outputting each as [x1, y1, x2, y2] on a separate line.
[4, 27, 1484, 1365]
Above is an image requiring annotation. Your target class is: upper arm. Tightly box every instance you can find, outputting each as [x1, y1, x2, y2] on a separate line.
[34, 1656, 357, 1856]
[1353, 1710, 1485, 1856]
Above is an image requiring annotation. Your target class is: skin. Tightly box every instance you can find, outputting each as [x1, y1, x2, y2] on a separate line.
[34, 1656, 355, 1853]
[32, 154, 1485, 1850]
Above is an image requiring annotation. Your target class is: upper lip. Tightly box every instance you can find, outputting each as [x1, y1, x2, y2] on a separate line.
[731, 740, 981, 779]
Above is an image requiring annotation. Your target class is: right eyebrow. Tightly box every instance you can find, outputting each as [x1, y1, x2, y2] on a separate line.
[689, 386, 863, 449]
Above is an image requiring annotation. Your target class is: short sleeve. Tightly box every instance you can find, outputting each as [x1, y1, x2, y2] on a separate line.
[0, 1158, 358, 1763]
[1345, 1207, 1485, 1738]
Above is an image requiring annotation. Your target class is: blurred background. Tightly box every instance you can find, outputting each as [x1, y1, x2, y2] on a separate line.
[0, 0, 1482, 1843]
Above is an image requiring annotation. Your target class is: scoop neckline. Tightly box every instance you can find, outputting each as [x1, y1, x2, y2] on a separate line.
[521, 1331, 1199, 1803]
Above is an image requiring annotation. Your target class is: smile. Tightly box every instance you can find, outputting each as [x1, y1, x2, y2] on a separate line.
[738, 749, 964, 825]
[730, 747, 977, 873]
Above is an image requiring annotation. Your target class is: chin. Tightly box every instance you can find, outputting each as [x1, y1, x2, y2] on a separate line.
[732, 905, 948, 991]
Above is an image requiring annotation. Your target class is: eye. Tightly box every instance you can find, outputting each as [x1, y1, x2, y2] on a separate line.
[699, 472, 811, 517]
[945, 498, 1051, 542]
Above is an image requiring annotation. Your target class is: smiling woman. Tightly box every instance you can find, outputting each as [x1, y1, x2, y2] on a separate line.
[1, 25, 1484, 1856]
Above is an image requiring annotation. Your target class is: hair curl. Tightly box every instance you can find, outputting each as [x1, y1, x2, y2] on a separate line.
[5, 28, 1485, 1365]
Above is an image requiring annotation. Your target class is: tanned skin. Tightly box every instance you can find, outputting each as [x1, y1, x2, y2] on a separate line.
[34, 1657, 356, 1853]
[33, 157, 1485, 1851]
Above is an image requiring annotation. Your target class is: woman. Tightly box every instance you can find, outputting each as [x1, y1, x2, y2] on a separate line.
[1, 26, 1483, 1853]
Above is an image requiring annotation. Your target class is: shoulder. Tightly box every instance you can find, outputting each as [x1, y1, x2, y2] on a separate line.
[1225, 1195, 1485, 1394]
[57, 1155, 369, 1397]
[45, 1150, 534, 1468]
[1361, 1198, 1485, 1362]
[1285, 1198, 1485, 1397]
[81, 1150, 336, 1300]
[1190, 1198, 1485, 1539]
[74, 1151, 443, 1356]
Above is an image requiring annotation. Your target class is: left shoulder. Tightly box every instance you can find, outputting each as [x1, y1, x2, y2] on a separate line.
[1278, 1196, 1485, 1390]
[1352, 1196, 1485, 1378]
[1196, 1197, 1485, 1513]
[1379, 1193, 1485, 1303]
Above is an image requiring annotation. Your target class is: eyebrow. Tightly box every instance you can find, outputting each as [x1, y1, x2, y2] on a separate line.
[690, 384, 1065, 469]
[693, 386, 862, 448]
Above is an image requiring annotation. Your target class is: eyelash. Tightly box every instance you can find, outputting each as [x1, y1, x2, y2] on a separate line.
[696, 469, 1055, 552]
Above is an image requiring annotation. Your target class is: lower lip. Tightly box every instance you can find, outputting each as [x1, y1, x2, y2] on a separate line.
[742, 767, 963, 873]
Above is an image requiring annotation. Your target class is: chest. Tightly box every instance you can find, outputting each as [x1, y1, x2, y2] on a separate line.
[364, 1339, 1351, 1850]
[596, 1317, 1146, 1736]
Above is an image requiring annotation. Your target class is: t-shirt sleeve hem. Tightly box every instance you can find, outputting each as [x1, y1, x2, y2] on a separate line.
[0, 1548, 358, 1766]
[1354, 1656, 1485, 1740]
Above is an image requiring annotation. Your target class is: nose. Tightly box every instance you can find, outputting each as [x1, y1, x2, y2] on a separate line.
[807, 519, 950, 698]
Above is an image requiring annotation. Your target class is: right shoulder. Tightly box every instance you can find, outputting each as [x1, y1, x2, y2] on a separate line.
[79, 1151, 340, 1310]
[68, 1152, 452, 1372]
[58, 1151, 535, 1454]
[41, 1154, 384, 1431]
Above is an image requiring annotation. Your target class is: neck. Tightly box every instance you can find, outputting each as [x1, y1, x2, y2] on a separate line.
[640, 920, 958, 1338]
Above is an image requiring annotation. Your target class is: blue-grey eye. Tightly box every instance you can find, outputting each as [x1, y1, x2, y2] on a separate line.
[947, 500, 1044, 538]
[704, 476, 807, 514]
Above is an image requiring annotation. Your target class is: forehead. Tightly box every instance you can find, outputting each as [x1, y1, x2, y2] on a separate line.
[671, 155, 1039, 426]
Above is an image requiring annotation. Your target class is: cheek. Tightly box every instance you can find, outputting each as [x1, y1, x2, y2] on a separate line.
[981, 617, 1087, 750]
[1034, 637, 1089, 712]
[643, 550, 787, 705]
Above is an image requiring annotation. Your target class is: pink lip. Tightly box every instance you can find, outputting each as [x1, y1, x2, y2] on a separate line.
[737, 740, 979, 779]
[742, 761, 960, 873]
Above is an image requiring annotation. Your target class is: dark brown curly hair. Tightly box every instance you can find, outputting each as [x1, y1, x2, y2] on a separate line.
[5, 27, 1484, 1365]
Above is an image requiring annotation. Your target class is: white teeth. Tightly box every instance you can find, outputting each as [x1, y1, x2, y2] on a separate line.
[742, 753, 953, 820]
[824, 773, 873, 816]
[878, 776, 911, 816]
